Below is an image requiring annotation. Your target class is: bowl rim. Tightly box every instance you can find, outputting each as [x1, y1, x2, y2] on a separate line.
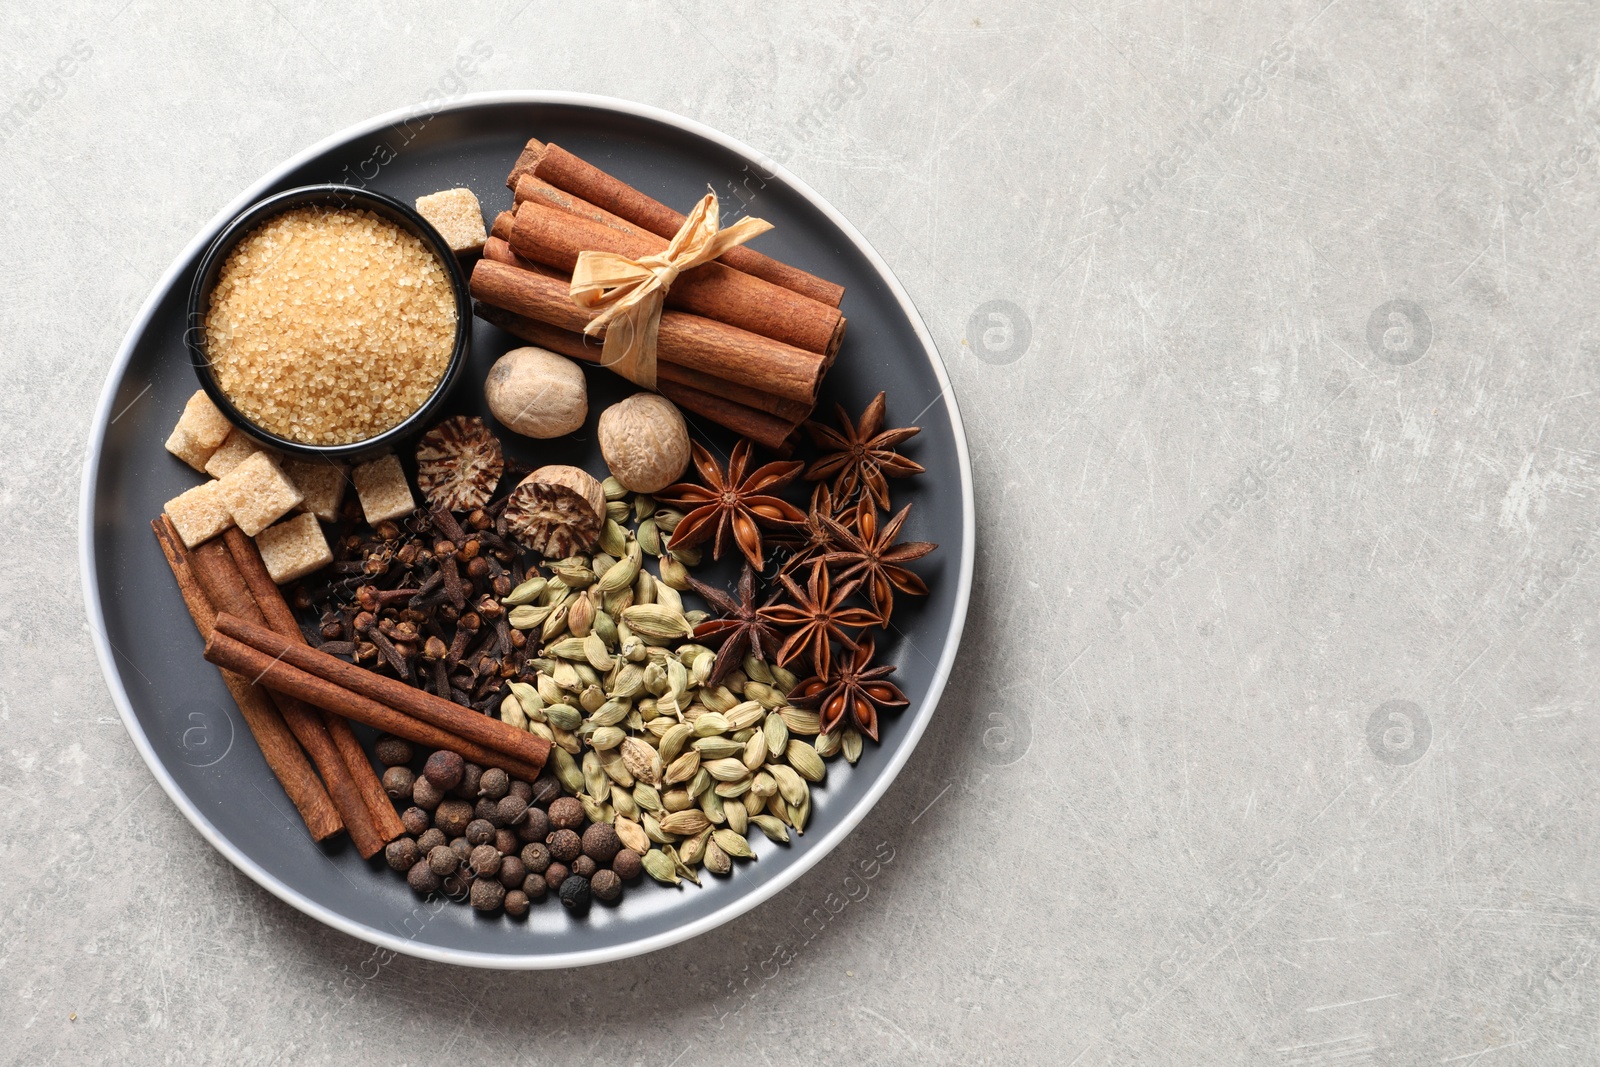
[185, 183, 472, 460]
[79, 91, 975, 970]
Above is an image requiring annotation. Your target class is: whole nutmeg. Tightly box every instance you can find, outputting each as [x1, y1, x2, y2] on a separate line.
[547, 796, 585, 831]
[597, 393, 691, 493]
[484, 346, 587, 439]
[423, 750, 465, 791]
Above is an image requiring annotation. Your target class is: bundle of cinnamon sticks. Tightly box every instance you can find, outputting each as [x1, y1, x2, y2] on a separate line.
[153, 517, 550, 857]
[469, 139, 846, 450]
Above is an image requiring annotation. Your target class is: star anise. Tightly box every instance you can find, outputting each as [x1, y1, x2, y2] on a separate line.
[758, 560, 879, 679]
[789, 636, 908, 741]
[803, 391, 925, 509]
[775, 483, 845, 577]
[659, 439, 806, 570]
[685, 564, 782, 686]
[821, 497, 937, 622]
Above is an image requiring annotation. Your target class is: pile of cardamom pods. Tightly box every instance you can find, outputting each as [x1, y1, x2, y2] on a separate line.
[494, 477, 862, 887]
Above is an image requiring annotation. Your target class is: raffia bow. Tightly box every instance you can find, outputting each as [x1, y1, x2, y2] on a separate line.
[569, 190, 772, 388]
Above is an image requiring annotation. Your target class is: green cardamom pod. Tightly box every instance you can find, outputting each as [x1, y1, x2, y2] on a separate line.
[843, 727, 864, 765]
[589, 726, 625, 751]
[699, 786, 725, 825]
[598, 516, 628, 556]
[641, 849, 680, 886]
[507, 603, 554, 631]
[498, 694, 527, 730]
[712, 829, 755, 860]
[633, 782, 663, 813]
[657, 553, 690, 590]
[502, 576, 548, 607]
[786, 739, 826, 783]
[778, 705, 821, 735]
[725, 797, 748, 835]
[704, 839, 732, 875]
[750, 814, 790, 844]
[814, 729, 842, 758]
[552, 746, 584, 794]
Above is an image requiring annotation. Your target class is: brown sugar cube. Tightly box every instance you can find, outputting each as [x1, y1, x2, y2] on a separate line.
[164, 480, 233, 548]
[281, 458, 349, 523]
[352, 454, 415, 524]
[416, 188, 487, 254]
[202, 430, 261, 479]
[216, 452, 304, 536]
[164, 427, 214, 473]
[255, 512, 333, 584]
[175, 390, 234, 451]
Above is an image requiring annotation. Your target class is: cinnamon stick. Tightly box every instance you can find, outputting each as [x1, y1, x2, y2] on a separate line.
[470, 258, 826, 406]
[190, 540, 387, 859]
[212, 613, 550, 773]
[223, 528, 405, 848]
[475, 303, 801, 450]
[506, 139, 846, 308]
[151, 518, 342, 842]
[510, 198, 845, 357]
[204, 627, 547, 782]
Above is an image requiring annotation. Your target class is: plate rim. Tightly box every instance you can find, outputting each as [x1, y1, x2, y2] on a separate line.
[78, 89, 975, 970]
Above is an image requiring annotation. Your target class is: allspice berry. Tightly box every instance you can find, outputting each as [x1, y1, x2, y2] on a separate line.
[478, 767, 510, 801]
[423, 750, 465, 790]
[475, 798, 503, 827]
[612, 849, 643, 882]
[494, 829, 519, 856]
[427, 845, 460, 876]
[449, 837, 473, 862]
[412, 775, 445, 811]
[417, 828, 447, 854]
[548, 796, 584, 831]
[544, 862, 570, 891]
[465, 819, 495, 847]
[496, 795, 529, 827]
[434, 799, 474, 838]
[522, 872, 548, 900]
[375, 736, 414, 767]
[382, 765, 415, 800]
[400, 807, 431, 837]
[520, 842, 552, 874]
[469, 844, 502, 879]
[530, 775, 563, 807]
[451, 762, 484, 801]
[470, 878, 507, 912]
[581, 823, 621, 865]
[509, 779, 534, 803]
[499, 856, 527, 890]
[597, 393, 691, 493]
[517, 807, 551, 843]
[547, 828, 582, 864]
[385, 837, 421, 873]
[558, 874, 592, 911]
[571, 855, 597, 880]
[504, 889, 530, 918]
[407, 860, 442, 895]
[591, 868, 623, 903]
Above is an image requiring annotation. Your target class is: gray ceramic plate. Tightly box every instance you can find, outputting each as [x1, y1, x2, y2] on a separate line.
[80, 92, 973, 969]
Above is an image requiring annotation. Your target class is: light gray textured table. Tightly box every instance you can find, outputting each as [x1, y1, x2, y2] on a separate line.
[6, 1, 1599, 1062]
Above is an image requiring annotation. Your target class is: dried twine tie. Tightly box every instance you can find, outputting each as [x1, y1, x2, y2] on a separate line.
[569, 190, 772, 388]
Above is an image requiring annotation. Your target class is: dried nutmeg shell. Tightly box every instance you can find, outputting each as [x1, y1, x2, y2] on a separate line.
[416, 415, 505, 512]
[503, 465, 605, 559]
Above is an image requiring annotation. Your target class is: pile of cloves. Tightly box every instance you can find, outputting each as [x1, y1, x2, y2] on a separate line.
[289, 498, 539, 715]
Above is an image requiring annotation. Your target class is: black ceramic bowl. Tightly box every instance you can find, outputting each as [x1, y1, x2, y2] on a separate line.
[185, 184, 472, 461]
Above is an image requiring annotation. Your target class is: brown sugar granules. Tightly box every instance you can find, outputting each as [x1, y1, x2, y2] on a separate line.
[205, 207, 458, 446]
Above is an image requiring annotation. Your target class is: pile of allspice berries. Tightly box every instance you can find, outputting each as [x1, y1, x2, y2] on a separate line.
[377, 738, 642, 915]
